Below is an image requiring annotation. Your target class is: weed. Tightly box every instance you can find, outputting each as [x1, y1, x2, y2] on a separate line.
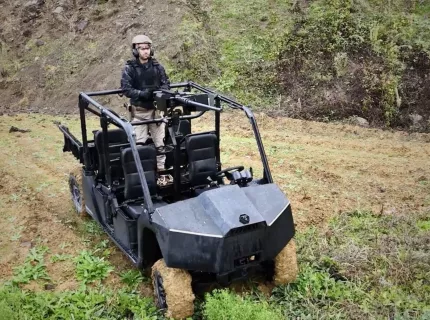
[50, 253, 73, 263]
[95, 239, 110, 249]
[0, 285, 159, 320]
[74, 250, 114, 284]
[9, 193, 20, 202]
[93, 239, 112, 257]
[119, 270, 147, 289]
[83, 220, 103, 236]
[12, 246, 51, 285]
[417, 219, 430, 232]
[58, 242, 71, 250]
[10, 226, 23, 241]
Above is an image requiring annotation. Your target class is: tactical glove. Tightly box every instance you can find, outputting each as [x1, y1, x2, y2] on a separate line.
[139, 89, 154, 100]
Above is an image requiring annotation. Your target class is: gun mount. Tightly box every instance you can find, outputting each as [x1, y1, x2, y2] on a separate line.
[153, 89, 220, 113]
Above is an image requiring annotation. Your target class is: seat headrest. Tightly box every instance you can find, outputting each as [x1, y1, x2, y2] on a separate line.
[94, 129, 128, 153]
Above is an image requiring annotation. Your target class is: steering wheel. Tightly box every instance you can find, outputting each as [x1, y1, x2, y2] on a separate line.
[216, 166, 244, 178]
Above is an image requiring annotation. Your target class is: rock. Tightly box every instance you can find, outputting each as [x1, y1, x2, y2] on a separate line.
[44, 283, 56, 290]
[349, 116, 369, 128]
[382, 207, 397, 215]
[9, 126, 31, 133]
[417, 175, 427, 182]
[20, 241, 32, 247]
[24, 0, 44, 9]
[409, 113, 423, 126]
[76, 19, 89, 32]
[22, 29, 32, 37]
[22, 0, 45, 22]
[0, 68, 8, 78]
[53, 6, 64, 14]
[58, 0, 70, 9]
[35, 39, 45, 47]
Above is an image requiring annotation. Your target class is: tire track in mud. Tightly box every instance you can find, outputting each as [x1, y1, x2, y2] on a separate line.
[0, 118, 137, 291]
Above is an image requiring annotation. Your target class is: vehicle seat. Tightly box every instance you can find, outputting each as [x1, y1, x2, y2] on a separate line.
[94, 129, 129, 181]
[122, 200, 167, 219]
[121, 145, 157, 200]
[174, 119, 191, 137]
[165, 119, 191, 168]
[185, 132, 218, 187]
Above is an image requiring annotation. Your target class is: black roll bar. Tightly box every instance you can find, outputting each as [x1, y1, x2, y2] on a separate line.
[131, 111, 207, 126]
[78, 81, 274, 218]
[174, 81, 273, 183]
[79, 92, 154, 214]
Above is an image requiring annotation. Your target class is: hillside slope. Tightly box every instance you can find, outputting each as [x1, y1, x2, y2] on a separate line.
[0, 0, 193, 114]
[1, 0, 429, 130]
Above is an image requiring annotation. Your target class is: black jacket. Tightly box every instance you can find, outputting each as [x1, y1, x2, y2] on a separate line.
[120, 58, 170, 109]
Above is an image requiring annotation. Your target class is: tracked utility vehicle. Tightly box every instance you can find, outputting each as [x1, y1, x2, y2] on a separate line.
[59, 82, 298, 319]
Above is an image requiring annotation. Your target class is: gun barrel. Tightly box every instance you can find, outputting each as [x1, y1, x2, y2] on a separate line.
[174, 96, 221, 112]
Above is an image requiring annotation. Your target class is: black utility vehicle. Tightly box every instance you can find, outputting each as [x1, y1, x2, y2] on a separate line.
[59, 82, 298, 319]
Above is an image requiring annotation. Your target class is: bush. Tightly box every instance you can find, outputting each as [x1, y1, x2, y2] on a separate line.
[278, 0, 430, 127]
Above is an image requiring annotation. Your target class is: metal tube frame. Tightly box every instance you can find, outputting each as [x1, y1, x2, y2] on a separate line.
[182, 81, 273, 183]
[78, 81, 273, 217]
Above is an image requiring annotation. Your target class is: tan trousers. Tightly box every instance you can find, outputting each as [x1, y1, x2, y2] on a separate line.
[132, 108, 166, 170]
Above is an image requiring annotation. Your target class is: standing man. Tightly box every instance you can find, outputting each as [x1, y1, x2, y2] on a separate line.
[121, 34, 170, 171]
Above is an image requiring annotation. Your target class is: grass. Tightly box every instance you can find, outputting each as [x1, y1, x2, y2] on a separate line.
[201, 209, 430, 320]
[204, 290, 282, 320]
[3, 209, 428, 319]
[170, 0, 293, 108]
[272, 210, 430, 319]
[120, 270, 148, 289]
[12, 246, 51, 285]
[74, 249, 114, 285]
[0, 285, 159, 320]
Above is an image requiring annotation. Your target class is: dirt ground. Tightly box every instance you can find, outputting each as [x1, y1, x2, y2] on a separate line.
[0, 111, 429, 290]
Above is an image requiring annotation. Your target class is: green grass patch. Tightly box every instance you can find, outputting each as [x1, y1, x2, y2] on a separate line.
[12, 246, 51, 285]
[119, 270, 148, 290]
[417, 219, 430, 232]
[291, 210, 430, 318]
[74, 250, 114, 284]
[202, 209, 430, 319]
[0, 285, 158, 320]
[204, 289, 282, 320]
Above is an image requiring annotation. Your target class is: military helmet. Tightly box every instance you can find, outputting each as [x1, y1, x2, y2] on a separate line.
[132, 34, 152, 46]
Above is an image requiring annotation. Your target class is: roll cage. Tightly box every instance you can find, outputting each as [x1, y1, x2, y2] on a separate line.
[66, 81, 273, 218]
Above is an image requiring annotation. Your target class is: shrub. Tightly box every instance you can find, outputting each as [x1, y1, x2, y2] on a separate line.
[278, 0, 430, 127]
